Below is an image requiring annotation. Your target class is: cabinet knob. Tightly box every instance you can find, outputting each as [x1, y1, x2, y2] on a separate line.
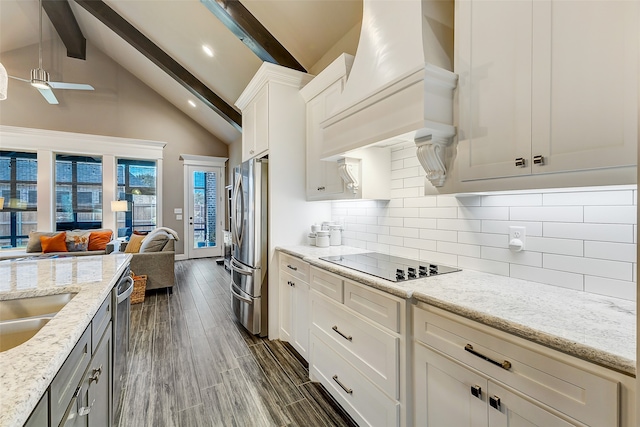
[533, 155, 545, 165]
[470, 385, 482, 399]
[489, 395, 501, 411]
[515, 158, 526, 168]
[250, 149, 255, 154]
[90, 365, 103, 384]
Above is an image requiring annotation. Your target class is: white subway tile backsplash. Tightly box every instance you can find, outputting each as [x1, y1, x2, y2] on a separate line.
[458, 256, 510, 276]
[482, 193, 542, 207]
[404, 237, 437, 251]
[420, 207, 458, 219]
[379, 217, 403, 227]
[510, 265, 584, 291]
[390, 187, 421, 199]
[584, 276, 636, 301]
[330, 160, 637, 300]
[404, 197, 438, 208]
[458, 232, 508, 248]
[510, 206, 583, 222]
[584, 206, 637, 224]
[544, 222, 634, 243]
[419, 250, 458, 266]
[526, 236, 583, 256]
[419, 229, 458, 243]
[482, 247, 542, 267]
[459, 206, 509, 221]
[378, 234, 404, 246]
[543, 254, 633, 281]
[437, 241, 481, 258]
[482, 220, 543, 236]
[437, 218, 482, 232]
[584, 241, 636, 263]
[543, 190, 634, 206]
[404, 218, 438, 229]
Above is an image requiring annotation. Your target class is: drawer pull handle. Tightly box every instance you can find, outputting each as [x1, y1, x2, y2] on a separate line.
[470, 385, 482, 399]
[465, 344, 512, 370]
[332, 325, 352, 341]
[90, 365, 103, 384]
[287, 281, 295, 287]
[332, 375, 353, 394]
[515, 157, 526, 168]
[490, 395, 501, 411]
[287, 264, 298, 271]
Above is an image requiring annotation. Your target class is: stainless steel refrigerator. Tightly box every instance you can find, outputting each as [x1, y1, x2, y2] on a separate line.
[230, 158, 268, 336]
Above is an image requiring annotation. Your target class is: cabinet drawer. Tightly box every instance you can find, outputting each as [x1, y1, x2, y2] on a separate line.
[310, 331, 400, 427]
[310, 266, 343, 303]
[50, 326, 92, 427]
[279, 253, 310, 283]
[311, 292, 399, 399]
[344, 280, 400, 332]
[91, 295, 111, 353]
[413, 305, 618, 427]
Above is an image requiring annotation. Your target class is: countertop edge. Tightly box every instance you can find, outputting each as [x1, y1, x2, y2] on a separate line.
[0, 254, 132, 427]
[276, 246, 636, 377]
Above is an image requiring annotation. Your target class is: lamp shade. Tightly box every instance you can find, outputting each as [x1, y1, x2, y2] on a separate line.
[0, 62, 7, 101]
[111, 200, 129, 212]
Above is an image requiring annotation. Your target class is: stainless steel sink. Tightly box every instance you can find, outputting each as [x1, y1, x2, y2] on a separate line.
[0, 293, 77, 321]
[0, 317, 53, 352]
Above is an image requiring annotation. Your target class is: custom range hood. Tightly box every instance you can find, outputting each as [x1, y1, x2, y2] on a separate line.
[321, 0, 457, 187]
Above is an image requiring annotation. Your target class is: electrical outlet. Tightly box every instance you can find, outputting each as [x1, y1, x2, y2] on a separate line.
[508, 226, 526, 251]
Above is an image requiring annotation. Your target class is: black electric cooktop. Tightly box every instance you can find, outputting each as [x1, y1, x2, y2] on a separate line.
[320, 252, 460, 282]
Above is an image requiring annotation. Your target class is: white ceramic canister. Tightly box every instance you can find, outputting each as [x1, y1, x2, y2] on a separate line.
[329, 225, 342, 246]
[316, 230, 330, 247]
[308, 233, 316, 246]
[311, 224, 321, 234]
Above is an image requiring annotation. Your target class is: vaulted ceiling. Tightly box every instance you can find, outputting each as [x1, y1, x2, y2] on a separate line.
[0, 0, 362, 144]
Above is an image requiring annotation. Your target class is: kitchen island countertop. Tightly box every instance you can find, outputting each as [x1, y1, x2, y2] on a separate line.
[277, 245, 636, 376]
[0, 253, 131, 427]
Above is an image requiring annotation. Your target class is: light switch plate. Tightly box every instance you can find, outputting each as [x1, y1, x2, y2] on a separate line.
[176, 214, 183, 220]
[174, 208, 183, 214]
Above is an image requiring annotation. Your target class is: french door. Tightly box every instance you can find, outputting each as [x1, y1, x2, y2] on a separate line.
[185, 164, 224, 259]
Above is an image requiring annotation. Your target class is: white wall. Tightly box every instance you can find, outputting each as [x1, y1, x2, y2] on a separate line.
[333, 143, 637, 301]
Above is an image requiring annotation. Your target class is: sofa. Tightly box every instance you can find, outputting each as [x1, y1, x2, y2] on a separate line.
[122, 228, 177, 292]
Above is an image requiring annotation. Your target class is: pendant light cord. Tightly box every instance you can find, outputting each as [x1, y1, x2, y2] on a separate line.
[38, 0, 43, 70]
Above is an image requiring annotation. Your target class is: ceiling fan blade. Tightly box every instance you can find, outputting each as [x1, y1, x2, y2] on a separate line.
[48, 82, 94, 91]
[37, 88, 59, 104]
[8, 75, 31, 83]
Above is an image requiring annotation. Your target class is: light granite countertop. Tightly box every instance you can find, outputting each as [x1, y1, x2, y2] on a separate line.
[277, 245, 636, 376]
[0, 254, 132, 427]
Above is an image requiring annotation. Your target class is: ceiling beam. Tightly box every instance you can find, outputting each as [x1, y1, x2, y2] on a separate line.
[200, 0, 306, 73]
[42, 0, 86, 60]
[74, 0, 242, 131]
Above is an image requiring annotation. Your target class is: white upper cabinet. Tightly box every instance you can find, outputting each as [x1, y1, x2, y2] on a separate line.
[236, 63, 313, 163]
[456, 0, 638, 185]
[301, 54, 354, 201]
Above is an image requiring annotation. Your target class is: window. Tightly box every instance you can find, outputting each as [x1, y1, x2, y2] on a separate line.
[0, 151, 38, 248]
[55, 155, 103, 231]
[116, 159, 157, 237]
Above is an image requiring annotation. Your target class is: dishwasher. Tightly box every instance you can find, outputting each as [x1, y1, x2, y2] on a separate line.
[112, 266, 133, 425]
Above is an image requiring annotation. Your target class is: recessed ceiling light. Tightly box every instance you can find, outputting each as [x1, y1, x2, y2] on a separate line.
[188, 100, 196, 108]
[202, 45, 214, 57]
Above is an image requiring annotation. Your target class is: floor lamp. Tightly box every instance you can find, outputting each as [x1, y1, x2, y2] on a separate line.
[111, 200, 132, 239]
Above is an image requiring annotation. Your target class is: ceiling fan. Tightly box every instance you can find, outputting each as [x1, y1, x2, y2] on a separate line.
[9, 0, 94, 104]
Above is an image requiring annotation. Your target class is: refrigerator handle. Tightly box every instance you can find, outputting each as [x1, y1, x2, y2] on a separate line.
[231, 173, 244, 248]
[231, 284, 254, 303]
[231, 258, 254, 276]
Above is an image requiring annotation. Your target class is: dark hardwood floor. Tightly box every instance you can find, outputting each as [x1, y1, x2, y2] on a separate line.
[118, 258, 358, 427]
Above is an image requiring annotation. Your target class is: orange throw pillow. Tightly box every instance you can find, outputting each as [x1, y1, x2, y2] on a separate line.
[88, 230, 113, 251]
[124, 234, 145, 253]
[40, 232, 68, 253]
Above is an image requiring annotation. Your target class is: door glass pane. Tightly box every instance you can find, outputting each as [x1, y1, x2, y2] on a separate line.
[192, 171, 217, 249]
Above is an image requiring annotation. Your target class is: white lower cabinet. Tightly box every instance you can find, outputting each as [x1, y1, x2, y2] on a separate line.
[278, 253, 310, 360]
[308, 265, 407, 427]
[415, 343, 577, 427]
[413, 304, 622, 427]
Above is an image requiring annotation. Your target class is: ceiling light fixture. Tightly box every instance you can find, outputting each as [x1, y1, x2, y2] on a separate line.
[202, 45, 214, 57]
[188, 100, 196, 107]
